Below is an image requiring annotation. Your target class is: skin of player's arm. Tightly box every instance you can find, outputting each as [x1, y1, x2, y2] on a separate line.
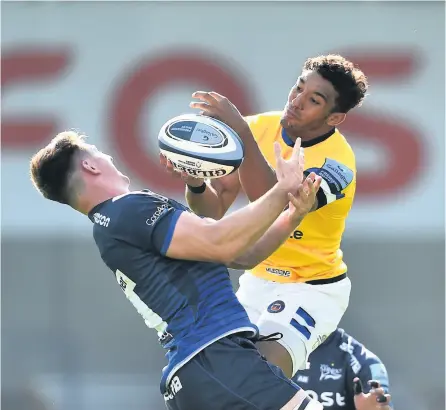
[185, 172, 241, 220]
[226, 211, 304, 270]
[165, 184, 291, 264]
[237, 125, 279, 203]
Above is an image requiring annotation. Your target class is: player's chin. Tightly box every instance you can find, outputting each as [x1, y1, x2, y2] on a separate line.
[121, 174, 131, 185]
[280, 115, 301, 129]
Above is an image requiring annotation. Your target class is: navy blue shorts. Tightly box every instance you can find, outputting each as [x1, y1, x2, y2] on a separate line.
[163, 334, 300, 410]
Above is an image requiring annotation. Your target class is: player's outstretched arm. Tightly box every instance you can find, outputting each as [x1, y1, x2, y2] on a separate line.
[164, 141, 305, 264]
[227, 173, 321, 270]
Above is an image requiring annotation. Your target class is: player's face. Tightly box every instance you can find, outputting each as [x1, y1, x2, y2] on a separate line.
[281, 71, 344, 135]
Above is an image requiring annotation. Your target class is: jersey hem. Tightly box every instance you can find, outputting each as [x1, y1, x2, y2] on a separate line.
[163, 326, 258, 390]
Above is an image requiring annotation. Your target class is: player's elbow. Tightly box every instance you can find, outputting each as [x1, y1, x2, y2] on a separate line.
[225, 257, 256, 270]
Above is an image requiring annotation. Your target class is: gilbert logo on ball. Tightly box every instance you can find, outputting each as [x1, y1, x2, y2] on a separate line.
[158, 114, 245, 179]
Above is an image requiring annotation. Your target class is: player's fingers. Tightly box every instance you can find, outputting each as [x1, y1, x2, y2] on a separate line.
[291, 137, 302, 159]
[274, 142, 284, 177]
[166, 160, 181, 178]
[208, 91, 226, 101]
[305, 177, 315, 196]
[368, 380, 381, 389]
[307, 171, 316, 182]
[189, 101, 212, 111]
[313, 175, 322, 191]
[159, 153, 167, 166]
[353, 378, 364, 395]
[377, 394, 391, 405]
[297, 183, 307, 197]
[287, 192, 298, 205]
[191, 91, 218, 104]
[370, 388, 385, 396]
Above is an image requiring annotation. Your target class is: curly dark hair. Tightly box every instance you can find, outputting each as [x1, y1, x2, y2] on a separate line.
[303, 54, 368, 113]
[30, 131, 87, 205]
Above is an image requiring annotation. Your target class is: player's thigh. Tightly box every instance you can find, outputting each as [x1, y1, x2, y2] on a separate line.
[255, 279, 351, 375]
[165, 335, 318, 410]
[236, 272, 272, 323]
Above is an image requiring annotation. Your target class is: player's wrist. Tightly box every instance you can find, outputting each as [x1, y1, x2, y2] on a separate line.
[187, 181, 207, 194]
[273, 182, 293, 202]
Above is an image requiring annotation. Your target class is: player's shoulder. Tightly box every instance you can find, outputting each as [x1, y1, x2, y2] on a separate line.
[330, 129, 355, 163]
[91, 190, 184, 231]
[245, 111, 282, 127]
[245, 111, 282, 143]
[337, 328, 384, 366]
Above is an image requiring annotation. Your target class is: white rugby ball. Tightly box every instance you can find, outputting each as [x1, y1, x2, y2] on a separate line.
[158, 113, 245, 179]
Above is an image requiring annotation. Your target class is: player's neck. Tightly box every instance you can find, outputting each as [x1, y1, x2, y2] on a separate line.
[282, 126, 335, 147]
[286, 126, 335, 142]
[78, 186, 131, 215]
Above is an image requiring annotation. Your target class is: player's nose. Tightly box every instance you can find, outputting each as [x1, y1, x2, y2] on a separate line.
[291, 95, 304, 110]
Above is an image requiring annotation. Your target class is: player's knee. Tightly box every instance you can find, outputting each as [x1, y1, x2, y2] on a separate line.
[280, 390, 323, 410]
[258, 337, 308, 378]
[257, 340, 294, 378]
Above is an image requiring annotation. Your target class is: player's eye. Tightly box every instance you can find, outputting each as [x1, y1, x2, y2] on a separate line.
[310, 98, 320, 105]
[296, 86, 303, 92]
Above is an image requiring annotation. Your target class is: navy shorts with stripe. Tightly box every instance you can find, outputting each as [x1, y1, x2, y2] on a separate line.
[163, 334, 300, 410]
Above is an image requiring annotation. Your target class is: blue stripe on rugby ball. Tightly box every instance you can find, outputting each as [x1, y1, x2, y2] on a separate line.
[158, 114, 244, 168]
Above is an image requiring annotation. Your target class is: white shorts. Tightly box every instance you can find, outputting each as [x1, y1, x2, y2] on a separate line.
[236, 273, 351, 376]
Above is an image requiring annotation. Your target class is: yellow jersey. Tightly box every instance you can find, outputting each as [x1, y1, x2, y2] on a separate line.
[246, 112, 356, 283]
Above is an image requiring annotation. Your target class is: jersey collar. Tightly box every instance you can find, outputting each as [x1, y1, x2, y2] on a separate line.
[281, 127, 336, 148]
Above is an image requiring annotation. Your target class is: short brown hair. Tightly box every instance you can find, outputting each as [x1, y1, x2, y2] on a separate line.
[303, 54, 368, 113]
[30, 131, 87, 205]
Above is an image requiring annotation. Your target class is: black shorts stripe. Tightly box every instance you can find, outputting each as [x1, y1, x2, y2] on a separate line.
[297, 396, 311, 410]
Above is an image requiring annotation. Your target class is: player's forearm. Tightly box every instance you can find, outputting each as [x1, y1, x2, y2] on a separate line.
[185, 182, 224, 219]
[210, 184, 289, 263]
[238, 127, 278, 202]
[227, 212, 303, 270]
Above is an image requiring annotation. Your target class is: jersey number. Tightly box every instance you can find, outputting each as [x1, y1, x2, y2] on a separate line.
[290, 307, 315, 340]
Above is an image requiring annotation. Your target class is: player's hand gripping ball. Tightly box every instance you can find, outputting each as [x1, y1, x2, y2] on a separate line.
[158, 113, 245, 180]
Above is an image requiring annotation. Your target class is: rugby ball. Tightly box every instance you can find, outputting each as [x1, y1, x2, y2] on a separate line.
[158, 113, 245, 179]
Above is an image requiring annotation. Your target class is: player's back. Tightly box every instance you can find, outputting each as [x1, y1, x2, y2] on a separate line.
[294, 329, 391, 409]
[246, 112, 357, 283]
[88, 190, 257, 392]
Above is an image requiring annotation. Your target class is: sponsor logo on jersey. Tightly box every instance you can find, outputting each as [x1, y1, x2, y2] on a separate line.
[312, 334, 328, 351]
[265, 267, 291, 277]
[267, 300, 285, 313]
[289, 230, 303, 240]
[320, 364, 343, 381]
[296, 375, 309, 383]
[307, 158, 353, 198]
[349, 354, 362, 374]
[306, 390, 346, 407]
[339, 341, 354, 355]
[93, 212, 110, 227]
[339, 340, 362, 374]
[146, 204, 170, 226]
[163, 376, 183, 401]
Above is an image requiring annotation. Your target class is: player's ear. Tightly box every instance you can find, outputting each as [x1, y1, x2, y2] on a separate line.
[81, 158, 101, 175]
[326, 112, 346, 127]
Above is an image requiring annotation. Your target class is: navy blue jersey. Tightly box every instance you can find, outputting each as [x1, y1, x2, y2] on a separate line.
[88, 190, 257, 393]
[293, 329, 393, 409]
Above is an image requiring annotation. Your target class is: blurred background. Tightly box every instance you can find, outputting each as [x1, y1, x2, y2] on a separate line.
[2, 1, 445, 409]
